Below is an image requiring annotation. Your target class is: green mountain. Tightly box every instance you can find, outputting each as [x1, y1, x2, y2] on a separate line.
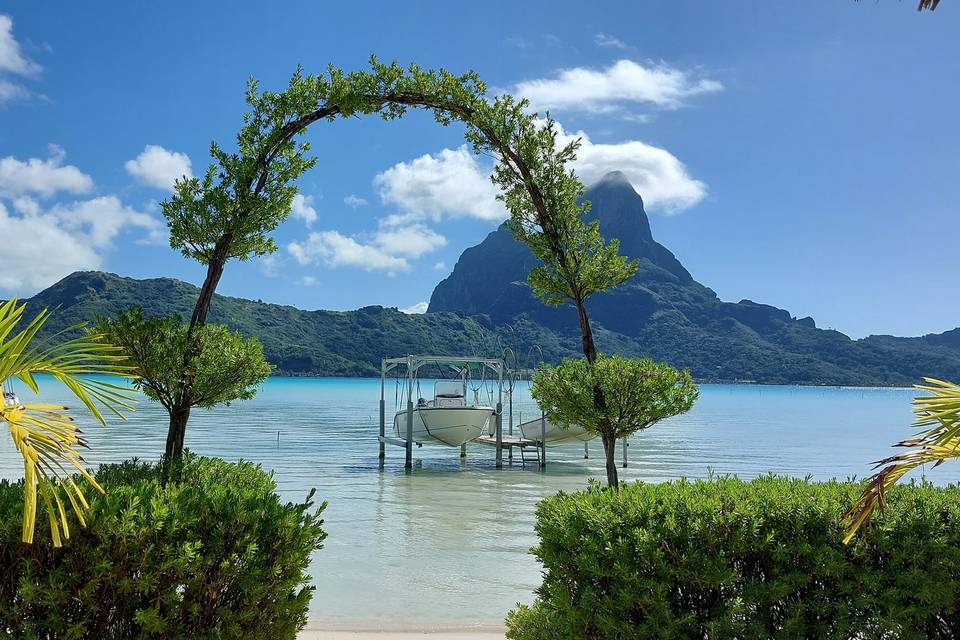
[429, 171, 960, 386]
[22, 271, 510, 377]
[19, 172, 960, 385]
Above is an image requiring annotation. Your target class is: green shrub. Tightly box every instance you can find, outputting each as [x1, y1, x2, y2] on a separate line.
[0, 455, 326, 639]
[506, 476, 960, 640]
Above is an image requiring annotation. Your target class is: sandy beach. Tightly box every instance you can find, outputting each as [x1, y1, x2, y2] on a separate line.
[299, 622, 506, 639]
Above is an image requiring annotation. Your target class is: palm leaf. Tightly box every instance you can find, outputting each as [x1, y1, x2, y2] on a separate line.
[843, 377, 960, 544]
[1, 298, 135, 546]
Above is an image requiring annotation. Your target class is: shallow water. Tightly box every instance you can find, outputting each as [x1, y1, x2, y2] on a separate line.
[0, 377, 953, 624]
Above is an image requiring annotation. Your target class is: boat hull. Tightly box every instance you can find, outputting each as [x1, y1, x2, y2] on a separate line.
[517, 416, 595, 446]
[393, 406, 494, 447]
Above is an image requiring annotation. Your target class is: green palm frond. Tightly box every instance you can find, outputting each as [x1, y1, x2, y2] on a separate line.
[843, 377, 960, 544]
[0, 298, 135, 545]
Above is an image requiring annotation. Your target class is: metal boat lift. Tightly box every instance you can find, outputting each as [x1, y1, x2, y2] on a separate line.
[378, 355, 628, 472]
[379, 355, 505, 470]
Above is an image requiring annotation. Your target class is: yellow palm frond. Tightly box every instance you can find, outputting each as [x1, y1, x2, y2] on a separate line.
[0, 298, 135, 546]
[843, 377, 960, 544]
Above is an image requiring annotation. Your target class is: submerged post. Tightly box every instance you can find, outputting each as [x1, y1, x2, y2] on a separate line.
[495, 403, 503, 468]
[540, 411, 546, 470]
[405, 358, 414, 470]
[495, 363, 504, 469]
[379, 361, 386, 466]
[460, 442, 466, 459]
[583, 441, 589, 459]
[508, 383, 513, 462]
[621, 437, 628, 468]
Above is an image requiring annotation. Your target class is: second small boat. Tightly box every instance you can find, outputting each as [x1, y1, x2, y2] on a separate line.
[516, 415, 596, 446]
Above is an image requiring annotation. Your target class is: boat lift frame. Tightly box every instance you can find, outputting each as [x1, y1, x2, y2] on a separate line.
[379, 355, 505, 470]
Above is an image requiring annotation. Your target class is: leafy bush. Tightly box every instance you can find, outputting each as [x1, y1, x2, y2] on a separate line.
[506, 476, 960, 639]
[0, 455, 326, 639]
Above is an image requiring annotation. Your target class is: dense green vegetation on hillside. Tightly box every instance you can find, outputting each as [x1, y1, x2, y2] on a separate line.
[21, 269, 960, 385]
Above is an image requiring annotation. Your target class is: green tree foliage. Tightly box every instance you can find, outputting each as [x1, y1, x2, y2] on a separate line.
[493, 120, 637, 361]
[0, 298, 134, 546]
[96, 310, 271, 452]
[507, 476, 960, 639]
[0, 455, 327, 639]
[533, 355, 697, 487]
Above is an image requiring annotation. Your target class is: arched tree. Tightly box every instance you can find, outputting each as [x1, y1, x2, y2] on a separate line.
[107, 58, 628, 460]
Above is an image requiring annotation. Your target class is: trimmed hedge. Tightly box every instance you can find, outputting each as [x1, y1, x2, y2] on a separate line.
[0, 455, 326, 639]
[506, 476, 960, 639]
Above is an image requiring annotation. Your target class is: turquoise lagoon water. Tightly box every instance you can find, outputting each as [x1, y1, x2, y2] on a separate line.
[0, 377, 953, 625]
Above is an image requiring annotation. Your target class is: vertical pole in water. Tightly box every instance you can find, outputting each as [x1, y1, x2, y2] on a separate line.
[379, 361, 386, 467]
[508, 383, 514, 462]
[583, 441, 589, 459]
[495, 362, 503, 469]
[540, 411, 546, 470]
[460, 442, 467, 459]
[621, 437, 628, 468]
[405, 357, 414, 471]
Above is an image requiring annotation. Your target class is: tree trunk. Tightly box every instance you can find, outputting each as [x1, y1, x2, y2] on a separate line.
[602, 433, 619, 489]
[575, 298, 599, 365]
[163, 239, 231, 460]
[165, 405, 191, 460]
[188, 240, 231, 333]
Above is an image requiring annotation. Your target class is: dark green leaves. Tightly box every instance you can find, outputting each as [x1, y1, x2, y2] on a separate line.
[96, 309, 272, 410]
[0, 455, 327, 639]
[507, 477, 960, 640]
[532, 355, 699, 440]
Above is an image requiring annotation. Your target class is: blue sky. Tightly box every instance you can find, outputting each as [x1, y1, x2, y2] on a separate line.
[0, 2, 956, 338]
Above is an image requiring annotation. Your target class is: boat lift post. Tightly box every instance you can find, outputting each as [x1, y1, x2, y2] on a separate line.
[540, 410, 547, 470]
[379, 355, 505, 471]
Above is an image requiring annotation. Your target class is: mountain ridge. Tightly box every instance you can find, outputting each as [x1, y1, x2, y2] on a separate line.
[16, 268, 960, 385]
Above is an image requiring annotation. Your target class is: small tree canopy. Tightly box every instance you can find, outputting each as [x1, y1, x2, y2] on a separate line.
[533, 355, 699, 441]
[96, 309, 272, 411]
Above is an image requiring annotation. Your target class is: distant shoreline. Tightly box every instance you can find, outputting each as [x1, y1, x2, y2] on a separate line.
[264, 372, 916, 390]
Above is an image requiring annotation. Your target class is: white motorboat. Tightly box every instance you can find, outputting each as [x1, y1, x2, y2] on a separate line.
[517, 415, 595, 446]
[394, 380, 494, 447]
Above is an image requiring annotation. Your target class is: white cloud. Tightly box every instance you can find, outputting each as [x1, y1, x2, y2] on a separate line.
[343, 194, 367, 208]
[555, 123, 707, 213]
[374, 145, 507, 223]
[373, 223, 446, 259]
[300, 275, 317, 286]
[0, 196, 164, 293]
[49, 195, 166, 247]
[288, 231, 409, 273]
[374, 124, 706, 216]
[0, 15, 40, 104]
[433, 261, 447, 271]
[594, 33, 629, 50]
[259, 254, 282, 277]
[399, 302, 429, 315]
[291, 193, 318, 226]
[0, 78, 29, 102]
[0, 146, 93, 198]
[124, 145, 192, 192]
[0, 15, 39, 76]
[511, 59, 721, 114]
